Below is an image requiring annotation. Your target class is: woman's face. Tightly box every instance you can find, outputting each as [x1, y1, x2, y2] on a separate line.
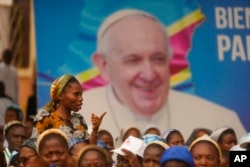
[116, 154, 131, 167]
[167, 133, 185, 146]
[39, 138, 69, 167]
[5, 110, 19, 123]
[143, 145, 164, 167]
[191, 142, 220, 167]
[99, 133, 114, 151]
[60, 82, 83, 112]
[123, 128, 141, 141]
[219, 133, 237, 151]
[19, 147, 41, 167]
[78, 150, 107, 167]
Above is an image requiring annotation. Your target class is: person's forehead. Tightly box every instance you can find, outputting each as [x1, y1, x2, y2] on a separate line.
[82, 149, 105, 159]
[40, 141, 68, 152]
[145, 145, 164, 153]
[9, 125, 25, 133]
[221, 133, 236, 141]
[6, 109, 18, 114]
[192, 141, 218, 152]
[20, 146, 36, 154]
[43, 137, 65, 144]
[117, 154, 127, 159]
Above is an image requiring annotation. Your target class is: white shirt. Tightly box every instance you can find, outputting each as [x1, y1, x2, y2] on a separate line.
[3, 147, 18, 166]
[79, 85, 246, 140]
[0, 97, 13, 125]
[0, 62, 19, 104]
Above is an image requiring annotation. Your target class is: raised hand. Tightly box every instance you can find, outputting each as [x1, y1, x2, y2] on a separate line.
[121, 148, 141, 167]
[91, 112, 106, 131]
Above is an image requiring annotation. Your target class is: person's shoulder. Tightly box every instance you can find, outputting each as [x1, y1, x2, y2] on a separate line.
[0, 96, 13, 103]
[9, 65, 18, 75]
[168, 89, 236, 115]
[71, 112, 88, 128]
[72, 111, 84, 118]
[33, 109, 50, 121]
[0, 62, 4, 67]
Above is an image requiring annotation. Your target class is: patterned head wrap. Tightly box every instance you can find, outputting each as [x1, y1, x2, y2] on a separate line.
[142, 134, 166, 145]
[97, 140, 109, 150]
[43, 74, 74, 112]
[22, 137, 37, 151]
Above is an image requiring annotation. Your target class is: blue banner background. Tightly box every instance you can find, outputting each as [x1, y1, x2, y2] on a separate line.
[34, 0, 250, 132]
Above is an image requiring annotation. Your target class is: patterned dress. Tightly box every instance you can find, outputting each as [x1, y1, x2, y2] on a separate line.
[31, 109, 89, 141]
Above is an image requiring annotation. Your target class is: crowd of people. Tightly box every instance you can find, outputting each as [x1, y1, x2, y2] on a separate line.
[1, 115, 250, 167]
[1, 8, 249, 167]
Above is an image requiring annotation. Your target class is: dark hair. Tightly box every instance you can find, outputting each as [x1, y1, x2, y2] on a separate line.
[2, 49, 13, 64]
[144, 127, 161, 135]
[218, 128, 236, 143]
[166, 130, 183, 143]
[0, 81, 12, 101]
[0, 81, 5, 94]
[186, 128, 212, 146]
[97, 129, 113, 139]
[122, 127, 141, 141]
[0, 126, 3, 135]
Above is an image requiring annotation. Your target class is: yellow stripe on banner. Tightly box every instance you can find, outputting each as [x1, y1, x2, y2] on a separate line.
[167, 9, 204, 36]
[76, 67, 100, 83]
[170, 68, 192, 87]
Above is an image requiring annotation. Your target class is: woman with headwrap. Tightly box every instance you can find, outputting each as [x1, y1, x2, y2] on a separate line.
[77, 144, 112, 167]
[31, 74, 106, 144]
[19, 137, 41, 167]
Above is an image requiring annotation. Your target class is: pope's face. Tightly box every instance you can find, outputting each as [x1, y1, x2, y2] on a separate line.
[102, 15, 170, 116]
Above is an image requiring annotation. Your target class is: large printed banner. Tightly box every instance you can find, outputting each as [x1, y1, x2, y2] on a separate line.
[34, 0, 250, 132]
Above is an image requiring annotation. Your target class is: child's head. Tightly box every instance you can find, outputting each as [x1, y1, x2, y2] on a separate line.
[5, 104, 23, 123]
